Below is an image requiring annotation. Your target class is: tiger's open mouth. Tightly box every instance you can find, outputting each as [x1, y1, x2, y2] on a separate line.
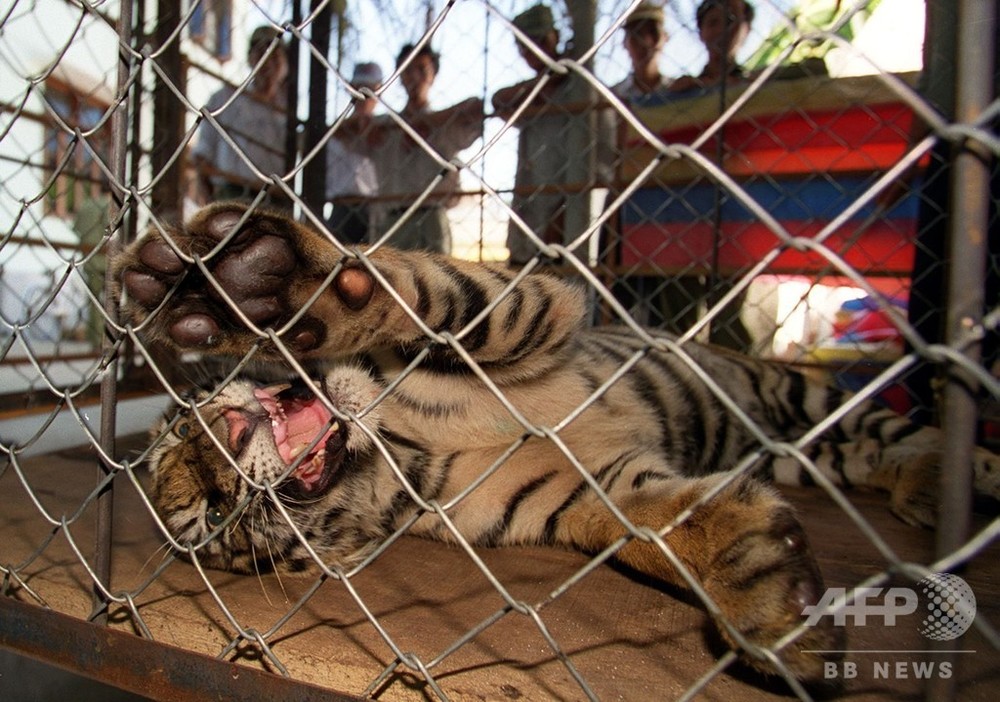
[224, 382, 345, 499]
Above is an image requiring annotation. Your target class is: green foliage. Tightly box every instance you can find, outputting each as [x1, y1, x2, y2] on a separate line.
[744, 0, 882, 71]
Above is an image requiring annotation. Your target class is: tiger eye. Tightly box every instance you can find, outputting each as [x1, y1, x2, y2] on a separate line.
[206, 505, 226, 527]
[173, 420, 191, 438]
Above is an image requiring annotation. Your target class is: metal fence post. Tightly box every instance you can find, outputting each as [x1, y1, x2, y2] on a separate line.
[937, 0, 996, 563]
[92, 0, 135, 626]
[929, 0, 997, 699]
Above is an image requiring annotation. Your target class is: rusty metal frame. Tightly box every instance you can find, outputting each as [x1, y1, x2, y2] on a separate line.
[0, 597, 360, 702]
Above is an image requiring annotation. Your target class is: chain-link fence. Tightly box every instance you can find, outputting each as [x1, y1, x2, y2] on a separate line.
[1, 0, 998, 700]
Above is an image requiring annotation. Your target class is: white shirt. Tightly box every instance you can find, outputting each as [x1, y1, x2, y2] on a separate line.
[610, 73, 674, 104]
[326, 138, 378, 199]
[192, 85, 287, 187]
[364, 107, 480, 207]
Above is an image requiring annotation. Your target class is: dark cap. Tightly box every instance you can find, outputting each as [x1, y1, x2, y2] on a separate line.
[248, 26, 283, 54]
[513, 4, 555, 38]
[351, 62, 383, 87]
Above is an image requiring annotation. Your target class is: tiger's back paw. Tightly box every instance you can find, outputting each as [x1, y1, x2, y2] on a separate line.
[872, 445, 1000, 528]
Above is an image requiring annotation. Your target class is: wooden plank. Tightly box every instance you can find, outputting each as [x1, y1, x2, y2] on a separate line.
[2, 438, 997, 700]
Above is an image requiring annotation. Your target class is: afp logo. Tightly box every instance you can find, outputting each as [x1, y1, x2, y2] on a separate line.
[802, 572, 977, 640]
[917, 573, 977, 641]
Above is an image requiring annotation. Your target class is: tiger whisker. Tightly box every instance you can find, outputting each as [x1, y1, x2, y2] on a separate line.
[139, 539, 177, 576]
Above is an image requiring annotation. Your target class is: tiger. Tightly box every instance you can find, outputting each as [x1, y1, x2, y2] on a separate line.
[113, 201, 999, 684]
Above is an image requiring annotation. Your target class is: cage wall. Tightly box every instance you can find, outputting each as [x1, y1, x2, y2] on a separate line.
[1, 1, 998, 701]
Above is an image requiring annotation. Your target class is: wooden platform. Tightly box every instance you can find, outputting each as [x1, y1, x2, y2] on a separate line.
[2, 436, 998, 701]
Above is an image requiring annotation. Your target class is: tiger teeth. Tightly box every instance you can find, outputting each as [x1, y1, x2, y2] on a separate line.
[262, 383, 292, 395]
[288, 441, 330, 464]
[296, 451, 325, 477]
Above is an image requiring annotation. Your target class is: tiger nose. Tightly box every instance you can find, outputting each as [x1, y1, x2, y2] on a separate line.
[223, 408, 255, 455]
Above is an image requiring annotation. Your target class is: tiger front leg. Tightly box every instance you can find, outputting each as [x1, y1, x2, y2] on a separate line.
[561, 474, 844, 682]
[114, 202, 388, 357]
[115, 202, 586, 369]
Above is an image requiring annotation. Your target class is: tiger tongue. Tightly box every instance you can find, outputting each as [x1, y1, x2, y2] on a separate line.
[250, 387, 331, 462]
[279, 398, 335, 464]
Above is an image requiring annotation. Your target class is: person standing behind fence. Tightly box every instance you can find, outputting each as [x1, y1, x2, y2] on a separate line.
[606, 2, 694, 330]
[326, 62, 382, 245]
[190, 26, 290, 207]
[336, 44, 483, 254]
[611, 1, 673, 104]
[493, 3, 615, 266]
[671, 0, 755, 93]
[665, 0, 755, 351]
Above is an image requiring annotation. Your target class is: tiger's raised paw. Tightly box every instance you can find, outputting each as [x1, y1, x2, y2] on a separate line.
[114, 202, 375, 356]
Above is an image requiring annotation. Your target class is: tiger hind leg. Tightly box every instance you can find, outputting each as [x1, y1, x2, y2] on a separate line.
[767, 434, 1000, 528]
[558, 473, 844, 681]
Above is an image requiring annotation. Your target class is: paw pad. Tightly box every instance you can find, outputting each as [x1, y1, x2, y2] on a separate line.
[170, 314, 220, 346]
[335, 266, 374, 311]
[123, 270, 169, 307]
[205, 210, 245, 241]
[138, 238, 184, 273]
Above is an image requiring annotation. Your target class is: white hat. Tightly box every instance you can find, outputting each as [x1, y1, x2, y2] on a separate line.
[626, 1, 665, 26]
[351, 62, 383, 87]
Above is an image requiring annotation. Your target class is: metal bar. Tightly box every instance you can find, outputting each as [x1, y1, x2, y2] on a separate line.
[929, 1, 997, 700]
[562, 0, 597, 243]
[937, 0, 995, 565]
[150, 0, 184, 215]
[706, 1, 732, 346]
[284, 1, 301, 177]
[91, 0, 135, 626]
[302, 0, 332, 215]
[0, 597, 359, 702]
